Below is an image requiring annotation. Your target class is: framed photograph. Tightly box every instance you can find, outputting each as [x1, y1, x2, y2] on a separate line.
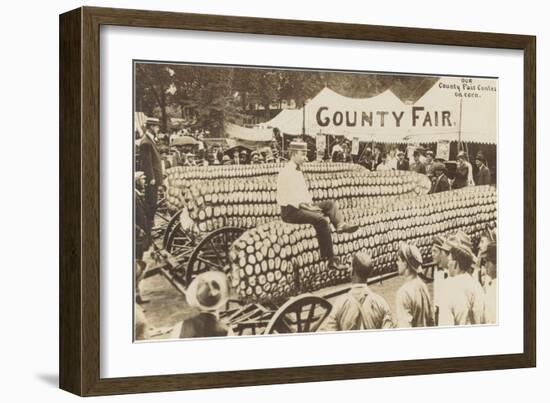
[59, 6, 536, 396]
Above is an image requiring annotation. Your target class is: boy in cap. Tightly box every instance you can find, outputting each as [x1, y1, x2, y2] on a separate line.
[396, 150, 409, 171]
[475, 152, 491, 185]
[321, 252, 394, 331]
[395, 242, 434, 328]
[277, 141, 359, 271]
[438, 236, 486, 326]
[429, 161, 451, 193]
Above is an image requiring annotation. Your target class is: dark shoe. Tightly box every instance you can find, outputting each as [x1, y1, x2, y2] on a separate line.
[136, 295, 150, 305]
[336, 223, 359, 233]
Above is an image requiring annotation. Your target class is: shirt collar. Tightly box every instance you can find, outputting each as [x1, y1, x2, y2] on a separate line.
[349, 283, 371, 292]
[289, 159, 300, 171]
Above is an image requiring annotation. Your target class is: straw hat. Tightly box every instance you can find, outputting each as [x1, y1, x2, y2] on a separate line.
[186, 271, 229, 312]
[145, 117, 160, 127]
[288, 141, 308, 152]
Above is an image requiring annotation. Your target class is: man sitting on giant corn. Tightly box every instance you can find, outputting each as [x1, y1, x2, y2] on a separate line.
[277, 141, 359, 271]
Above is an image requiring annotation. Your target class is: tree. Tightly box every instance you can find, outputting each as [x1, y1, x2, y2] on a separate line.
[135, 63, 175, 132]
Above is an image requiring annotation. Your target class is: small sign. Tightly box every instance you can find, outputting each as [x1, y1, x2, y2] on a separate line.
[436, 140, 451, 161]
[316, 133, 326, 154]
[351, 137, 359, 155]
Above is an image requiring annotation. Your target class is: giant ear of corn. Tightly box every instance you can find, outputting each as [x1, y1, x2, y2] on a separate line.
[165, 163, 432, 233]
[228, 185, 496, 303]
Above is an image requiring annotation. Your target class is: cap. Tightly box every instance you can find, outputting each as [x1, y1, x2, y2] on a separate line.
[352, 252, 374, 278]
[447, 231, 475, 259]
[475, 152, 486, 163]
[432, 161, 447, 173]
[433, 235, 451, 252]
[398, 242, 423, 270]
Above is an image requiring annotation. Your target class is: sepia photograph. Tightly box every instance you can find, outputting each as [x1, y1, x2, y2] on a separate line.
[133, 61, 497, 341]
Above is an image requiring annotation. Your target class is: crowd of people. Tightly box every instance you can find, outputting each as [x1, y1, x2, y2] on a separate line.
[142, 130, 282, 169]
[136, 227, 497, 339]
[134, 121, 497, 339]
[331, 141, 493, 194]
[321, 228, 497, 331]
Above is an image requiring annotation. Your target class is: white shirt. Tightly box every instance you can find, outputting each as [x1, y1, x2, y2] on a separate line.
[484, 278, 497, 324]
[466, 161, 475, 186]
[320, 284, 394, 331]
[438, 272, 485, 326]
[387, 156, 398, 170]
[433, 267, 448, 309]
[276, 160, 312, 208]
[395, 276, 434, 328]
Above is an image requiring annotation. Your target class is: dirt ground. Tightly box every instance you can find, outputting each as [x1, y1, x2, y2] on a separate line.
[137, 272, 434, 339]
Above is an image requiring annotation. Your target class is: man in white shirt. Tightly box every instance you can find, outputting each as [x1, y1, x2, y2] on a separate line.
[277, 141, 358, 271]
[438, 237, 486, 326]
[431, 235, 451, 325]
[376, 152, 392, 171]
[387, 147, 398, 170]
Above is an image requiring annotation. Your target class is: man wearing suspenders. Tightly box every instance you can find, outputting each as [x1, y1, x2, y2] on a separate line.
[320, 252, 394, 331]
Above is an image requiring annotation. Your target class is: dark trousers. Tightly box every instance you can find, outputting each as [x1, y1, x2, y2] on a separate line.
[144, 183, 159, 232]
[280, 201, 342, 260]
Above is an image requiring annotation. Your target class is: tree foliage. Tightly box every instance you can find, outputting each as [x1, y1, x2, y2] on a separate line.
[135, 63, 438, 136]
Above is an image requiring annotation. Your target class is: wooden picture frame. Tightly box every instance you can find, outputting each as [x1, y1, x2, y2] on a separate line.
[59, 6, 536, 396]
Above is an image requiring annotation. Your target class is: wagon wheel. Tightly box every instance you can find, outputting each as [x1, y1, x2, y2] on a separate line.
[162, 212, 196, 282]
[264, 294, 332, 335]
[155, 186, 171, 223]
[164, 211, 196, 255]
[186, 226, 245, 285]
[162, 211, 183, 249]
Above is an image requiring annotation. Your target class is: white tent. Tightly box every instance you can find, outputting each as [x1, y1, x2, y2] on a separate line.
[138, 79, 497, 147]
[259, 109, 303, 135]
[303, 87, 407, 140]
[264, 81, 497, 144]
[225, 123, 273, 143]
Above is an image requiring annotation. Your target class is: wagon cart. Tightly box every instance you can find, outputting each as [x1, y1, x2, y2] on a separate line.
[159, 163, 432, 289]
[221, 293, 333, 336]
[143, 245, 335, 336]
[145, 179, 494, 337]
